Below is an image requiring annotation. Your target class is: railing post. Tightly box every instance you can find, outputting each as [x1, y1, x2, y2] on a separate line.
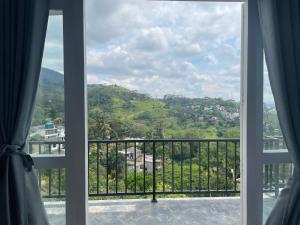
[274, 164, 279, 198]
[39, 143, 41, 154]
[152, 141, 157, 203]
[28, 142, 32, 154]
[264, 165, 269, 189]
[275, 138, 280, 150]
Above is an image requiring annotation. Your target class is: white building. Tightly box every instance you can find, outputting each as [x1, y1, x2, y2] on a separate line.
[119, 147, 161, 173]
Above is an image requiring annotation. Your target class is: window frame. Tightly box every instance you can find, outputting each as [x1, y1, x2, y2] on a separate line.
[33, 0, 290, 225]
[240, 2, 263, 224]
[36, 0, 89, 224]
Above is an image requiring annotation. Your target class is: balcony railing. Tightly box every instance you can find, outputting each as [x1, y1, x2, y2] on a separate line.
[27, 137, 290, 200]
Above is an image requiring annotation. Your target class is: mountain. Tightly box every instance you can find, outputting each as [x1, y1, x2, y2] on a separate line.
[32, 68, 282, 139]
[33, 68, 65, 126]
[33, 68, 241, 139]
[38, 68, 149, 100]
[39, 68, 64, 89]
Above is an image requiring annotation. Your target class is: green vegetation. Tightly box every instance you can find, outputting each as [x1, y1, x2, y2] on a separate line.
[34, 68, 285, 200]
[33, 68, 280, 139]
[87, 141, 240, 197]
[33, 69, 241, 140]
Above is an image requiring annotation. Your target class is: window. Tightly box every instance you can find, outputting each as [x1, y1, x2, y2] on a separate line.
[30, 13, 64, 156]
[262, 57, 291, 223]
[86, 1, 242, 224]
[29, 11, 66, 225]
[31, 1, 279, 225]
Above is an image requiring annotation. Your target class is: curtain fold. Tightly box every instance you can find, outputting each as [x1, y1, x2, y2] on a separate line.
[0, 0, 49, 224]
[257, 0, 300, 224]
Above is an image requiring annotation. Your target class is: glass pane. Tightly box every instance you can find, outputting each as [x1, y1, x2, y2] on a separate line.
[29, 13, 65, 156]
[263, 57, 285, 147]
[29, 12, 66, 225]
[86, 1, 242, 224]
[37, 168, 66, 225]
[263, 163, 292, 223]
[263, 56, 290, 222]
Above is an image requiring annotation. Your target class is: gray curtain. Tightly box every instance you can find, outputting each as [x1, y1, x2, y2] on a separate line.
[0, 0, 49, 224]
[257, 0, 300, 224]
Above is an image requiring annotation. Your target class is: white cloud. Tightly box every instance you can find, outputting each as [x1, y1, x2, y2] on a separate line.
[206, 53, 218, 65]
[41, 15, 64, 73]
[133, 27, 170, 52]
[44, 0, 248, 101]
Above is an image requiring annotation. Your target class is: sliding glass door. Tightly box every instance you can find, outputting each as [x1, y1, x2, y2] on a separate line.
[30, 0, 88, 224]
[30, 1, 288, 225]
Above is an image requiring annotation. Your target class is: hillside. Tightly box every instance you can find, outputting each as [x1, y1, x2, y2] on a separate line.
[32, 68, 242, 139]
[39, 68, 64, 88]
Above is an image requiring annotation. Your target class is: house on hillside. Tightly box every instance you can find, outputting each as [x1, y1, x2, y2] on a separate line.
[118, 147, 142, 160]
[29, 121, 65, 154]
[119, 147, 161, 173]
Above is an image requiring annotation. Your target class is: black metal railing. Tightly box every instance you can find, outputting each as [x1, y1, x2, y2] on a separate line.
[28, 140, 65, 155]
[27, 137, 288, 200]
[263, 162, 293, 197]
[87, 139, 240, 201]
[262, 136, 291, 197]
[263, 136, 286, 151]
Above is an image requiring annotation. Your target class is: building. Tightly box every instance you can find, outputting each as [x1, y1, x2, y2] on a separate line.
[29, 122, 65, 154]
[119, 147, 161, 173]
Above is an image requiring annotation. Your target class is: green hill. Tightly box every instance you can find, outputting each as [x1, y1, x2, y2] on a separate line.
[32, 68, 241, 139]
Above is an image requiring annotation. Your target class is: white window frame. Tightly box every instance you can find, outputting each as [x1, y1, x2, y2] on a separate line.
[241, 2, 263, 224]
[32, 0, 291, 225]
[33, 0, 88, 224]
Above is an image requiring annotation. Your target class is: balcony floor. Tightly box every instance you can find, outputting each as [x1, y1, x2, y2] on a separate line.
[45, 197, 276, 225]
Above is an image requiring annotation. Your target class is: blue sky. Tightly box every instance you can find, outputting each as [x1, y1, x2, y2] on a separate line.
[41, 0, 274, 103]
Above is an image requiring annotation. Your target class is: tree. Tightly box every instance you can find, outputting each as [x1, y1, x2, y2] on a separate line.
[54, 117, 63, 126]
[107, 150, 125, 179]
[89, 107, 114, 139]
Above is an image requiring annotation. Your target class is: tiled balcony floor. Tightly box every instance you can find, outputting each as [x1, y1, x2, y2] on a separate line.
[45, 197, 276, 225]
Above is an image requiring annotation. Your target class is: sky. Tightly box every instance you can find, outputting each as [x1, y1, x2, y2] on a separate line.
[41, 0, 274, 104]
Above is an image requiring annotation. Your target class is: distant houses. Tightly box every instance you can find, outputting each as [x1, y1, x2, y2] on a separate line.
[118, 146, 161, 173]
[209, 116, 219, 125]
[29, 121, 65, 154]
